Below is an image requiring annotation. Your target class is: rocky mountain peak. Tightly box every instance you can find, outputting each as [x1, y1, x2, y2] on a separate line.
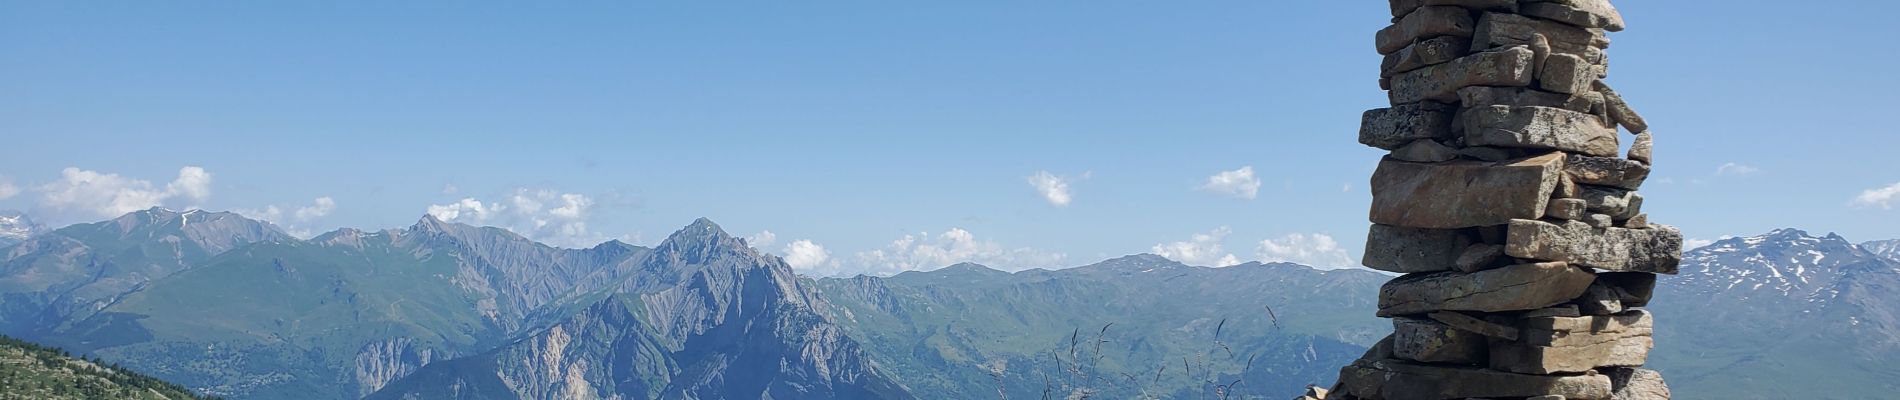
[0, 210, 43, 244]
[1677, 228, 1887, 307]
[649, 218, 753, 265]
[1862, 239, 1900, 263]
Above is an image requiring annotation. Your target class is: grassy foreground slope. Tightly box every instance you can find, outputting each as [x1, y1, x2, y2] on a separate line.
[0, 335, 213, 400]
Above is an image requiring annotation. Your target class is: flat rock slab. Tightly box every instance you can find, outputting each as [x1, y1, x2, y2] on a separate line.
[1377, 261, 1595, 317]
[1383, 36, 1471, 78]
[1376, 6, 1476, 55]
[1393, 317, 1486, 365]
[1465, 105, 1619, 157]
[1459, 86, 1600, 115]
[1472, 12, 1608, 61]
[1362, 224, 1470, 273]
[1389, 0, 1516, 18]
[1523, 0, 1626, 32]
[1505, 219, 1683, 274]
[1565, 154, 1649, 190]
[1492, 310, 1654, 374]
[1389, 47, 1535, 104]
[1338, 358, 1613, 400]
[1370, 153, 1563, 229]
[1360, 102, 1455, 150]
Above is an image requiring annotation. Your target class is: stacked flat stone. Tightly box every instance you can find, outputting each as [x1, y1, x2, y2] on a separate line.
[1325, 1, 1680, 400]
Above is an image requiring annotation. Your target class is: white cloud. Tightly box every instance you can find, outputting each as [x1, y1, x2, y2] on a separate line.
[1256, 233, 1355, 269]
[1199, 166, 1262, 200]
[1715, 163, 1759, 176]
[782, 240, 831, 270]
[36, 166, 213, 219]
[1852, 182, 1900, 209]
[838, 228, 1067, 277]
[295, 197, 336, 221]
[426, 189, 609, 248]
[427, 198, 499, 223]
[0, 178, 18, 200]
[746, 230, 778, 248]
[1152, 227, 1241, 267]
[1026, 171, 1073, 207]
[234, 196, 339, 239]
[1683, 235, 1732, 250]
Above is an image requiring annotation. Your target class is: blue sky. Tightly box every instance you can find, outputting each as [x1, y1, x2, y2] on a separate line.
[2, 1, 1896, 276]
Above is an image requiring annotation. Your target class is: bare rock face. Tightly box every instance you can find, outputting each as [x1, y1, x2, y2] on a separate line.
[1464, 105, 1619, 157]
[1377, 261, 1596, 317]
[1338, 358, 1613, 400]
[1370, 153, 1564, 229]
[1490, 310, 1654, 374]
[1505, 219, 1683, 274]
[1389, 47, 1537, 104]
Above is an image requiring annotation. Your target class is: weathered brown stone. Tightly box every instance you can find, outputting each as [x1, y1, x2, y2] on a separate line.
[1627, 131, 1653, 164]
[1363, 224, 1470, 273]
[1523, 0, 1626, 32]
[1577, 185, 1638, 217]
[1596, 272, 1656, 307]
[1376, 6, 1476, 55]
[1547, 198, 1587, 220]
[1393, 317, 1487, 364]
[1377, 261, 1595, 317]
[1505, 219, 1683, 274]
[1607, 368, 1671, 400]
[1624, 213, 1649, 229]
[1565, 154, 1649, 190]
[1454, 243, 1505, 272]
[1521, 305, 1582, 319]
[1472, 12, 1608, 61]
[1585, 213, 1614, 229]
[1430, 311, 1519, 340]
[1391, 139, 1460, 162]
[1360, 102, 1455, 150]
[1596, 81, 1649, 133]
[1465, 105, 1619, 157]
[1383, 36, 1471, 77]
[1491, 310, 1653, 374]
[1458, 86, 1598, 114]
[1338, 358, 1613, 400]
[1458, 146, 1516, 162]
[1370, 153, 1564, 229]
[1389, 47, 1536, 104]
[1389, 0, 1516, 18]
[1573, 279, 1625, 314]
[1539, 53, 1593, 94]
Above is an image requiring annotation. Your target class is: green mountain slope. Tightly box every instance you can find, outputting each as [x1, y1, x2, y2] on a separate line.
[814, 255, 1389, 399]
[0, 209, 289, 337]
[45, 215, 645, 399]
[0, 334, 212, 400]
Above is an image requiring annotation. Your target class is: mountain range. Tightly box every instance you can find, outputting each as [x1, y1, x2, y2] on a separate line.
[0, 208, 1895, 399]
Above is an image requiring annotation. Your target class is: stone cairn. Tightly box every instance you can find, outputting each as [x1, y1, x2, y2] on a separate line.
[1306, 1, 1683, 400]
